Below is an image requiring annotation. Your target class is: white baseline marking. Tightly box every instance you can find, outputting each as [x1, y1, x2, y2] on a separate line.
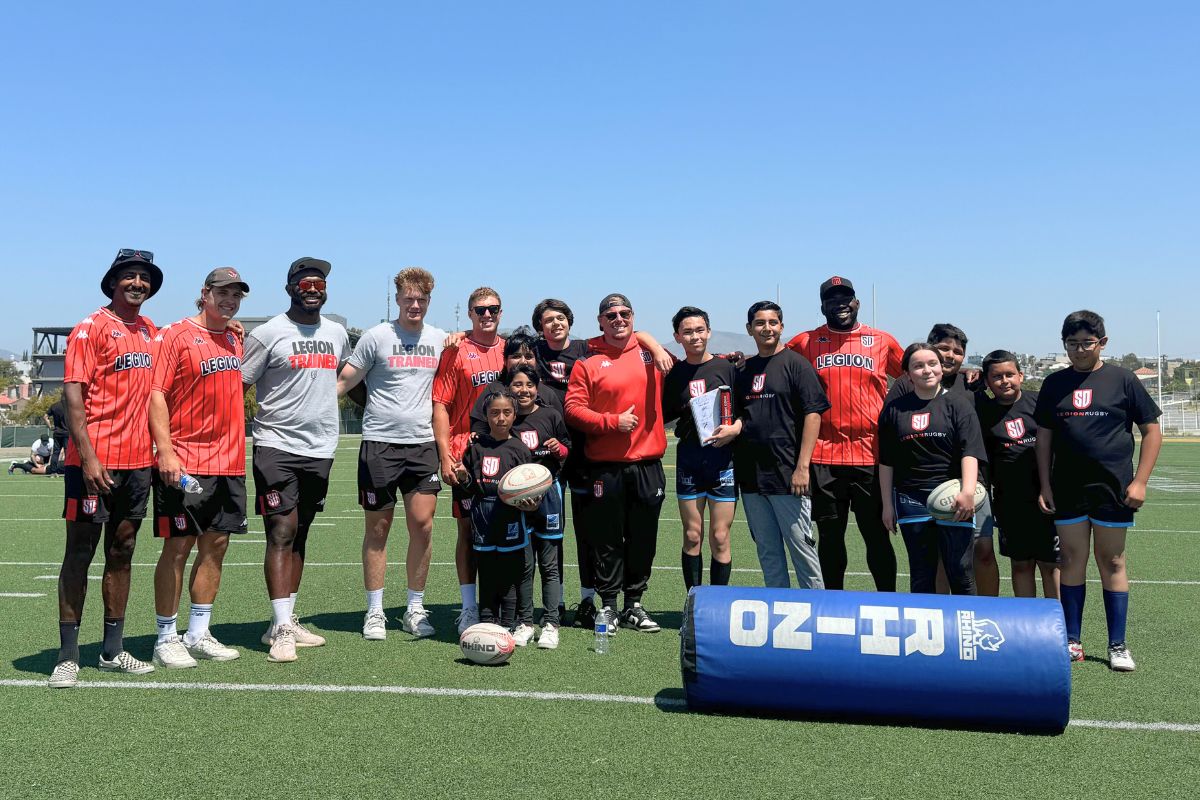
[0, 592, 45, 598]
[0, 678, 1195, 733]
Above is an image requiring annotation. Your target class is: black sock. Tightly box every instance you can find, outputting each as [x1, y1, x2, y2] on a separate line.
[58, 620, 81, 663]
[682, 551, 703, 589]
[710, 558, 732, 586]
[102, 617, 124, 660]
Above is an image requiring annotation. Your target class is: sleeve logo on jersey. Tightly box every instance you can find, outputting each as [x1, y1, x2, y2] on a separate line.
[593, 481, 604, 498]
[520, 430, 539, 449]
[1072, 389, 1093, 409]
[752, 374, 766, 393]
[600, 360, 612, 368]
[688, 379, 707, 398]
[861, 335, 874, 347]
[82, 497, 98, 515]
[910, 412, 930, 432]
[265, 490, 281, 509]
[174, 515, 188, 531]
[640, 350, 653, 365]
[549, 361, 566, 380]
[1004, 418, 1026, 440]
[482, 456, 500, 476]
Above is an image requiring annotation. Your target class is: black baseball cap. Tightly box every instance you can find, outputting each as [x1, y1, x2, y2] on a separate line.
[101, 248, 164, 299]
[288, 257, 331, 283]
[598, 293, 633, 314]
[819, 276, 855, 300]
[205, 267, 250, 293]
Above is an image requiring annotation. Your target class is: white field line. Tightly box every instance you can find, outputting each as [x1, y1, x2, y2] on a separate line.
[0, 677, 1195, 734]
[6, 561, 1200, 586]
[0, 592, 45, 597]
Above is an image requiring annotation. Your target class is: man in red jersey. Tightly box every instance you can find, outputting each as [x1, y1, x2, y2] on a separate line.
[149, 268, 250, 669]
[49, 249, 163, 688]
[433, 287, 506, 633]
[786, 276, 902, 591]
[565, 293, 667, 633]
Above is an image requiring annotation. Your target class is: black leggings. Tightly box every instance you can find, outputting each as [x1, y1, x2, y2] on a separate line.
[900, 521, 975, 595]
[518, 537, 563, 627]
[477, 549, 524, 627]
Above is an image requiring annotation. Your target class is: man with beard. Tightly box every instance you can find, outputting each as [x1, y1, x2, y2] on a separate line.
[242, 257, 349, 662]
[786, 277, 902, 591]
[49, 249, 163, 687]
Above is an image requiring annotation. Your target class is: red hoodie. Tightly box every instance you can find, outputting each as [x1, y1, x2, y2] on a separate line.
[565, 336, 666, 463]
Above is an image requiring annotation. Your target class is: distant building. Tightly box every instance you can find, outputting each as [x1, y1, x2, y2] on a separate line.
[30, 326, 71, 397]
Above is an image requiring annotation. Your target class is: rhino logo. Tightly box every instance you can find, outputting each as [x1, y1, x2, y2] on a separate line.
[957, 611, 1005, 660]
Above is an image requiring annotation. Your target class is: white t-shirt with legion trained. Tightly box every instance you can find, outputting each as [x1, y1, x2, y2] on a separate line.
[241, 313, 350, 459]
[347, 321, 446, 445]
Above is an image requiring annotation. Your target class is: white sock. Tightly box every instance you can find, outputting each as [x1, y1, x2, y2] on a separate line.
[288, 592, 297, 619]
[366, 588, 384, 613]
[459, 583, 477, 610]
[156, 614, 177, 644]
[271, 598, 291, 628]
[407, 588, 425, 610]
[183, 603, 213, 646]
[581, 588, 596, 602]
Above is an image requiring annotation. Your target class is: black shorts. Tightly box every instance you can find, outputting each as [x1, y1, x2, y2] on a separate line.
[62, 466, 151, 525]
[357, 440, 442, 511]
[154, 474, 248, 538]
[995, 499, 1060, 563]
[252, 446, 334, 518]
[809, 463, 882, 522]
[675, 440, 737, 502]
[1053, 480, 1136, 528]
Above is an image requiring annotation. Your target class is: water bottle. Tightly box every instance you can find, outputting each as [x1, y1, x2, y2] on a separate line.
[594, 612, 609, 655]
[179, 473, 204, 495]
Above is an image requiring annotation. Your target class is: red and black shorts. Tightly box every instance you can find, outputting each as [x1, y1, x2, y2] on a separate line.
[358, 440, 442, 511]
[252, 446, 334, 518]
[63, 466, 151, 525]
[154, 473, 248, 538]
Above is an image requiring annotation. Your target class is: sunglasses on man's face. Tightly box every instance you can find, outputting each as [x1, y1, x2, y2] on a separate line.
[472, 304, 501, 317]
[294, 278, 327, 292]
[604, 310, 633, 322]
[116, 248, 154, 263]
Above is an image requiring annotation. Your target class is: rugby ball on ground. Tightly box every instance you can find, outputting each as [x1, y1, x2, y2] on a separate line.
[926, 479, 988, 520]
[498, 463, 553, 507]
[459, 623, 515, 665]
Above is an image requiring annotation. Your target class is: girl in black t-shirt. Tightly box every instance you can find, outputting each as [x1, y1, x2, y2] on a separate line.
[878, 343, 987, 595]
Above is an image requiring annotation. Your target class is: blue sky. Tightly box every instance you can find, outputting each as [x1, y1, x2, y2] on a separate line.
[1, 2, 1196, 358]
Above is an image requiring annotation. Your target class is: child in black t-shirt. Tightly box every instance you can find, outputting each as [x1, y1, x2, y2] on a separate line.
[878, 343, 987, 595]
[1034, 310, 1162, 672]
[455, 391, 538, 629]
[976, 350, 1060, 599]
[508, 366, 571, 650]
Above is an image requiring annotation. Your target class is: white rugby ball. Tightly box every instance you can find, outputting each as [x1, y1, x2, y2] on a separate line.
[498, 462, 553, 507]
[459, 623, 515, 666]
[926, 479, 988, 520]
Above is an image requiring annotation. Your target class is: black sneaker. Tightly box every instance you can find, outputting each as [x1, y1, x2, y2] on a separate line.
[599, 605, 620, 636]
[620, 603, 661, 633]
[572, 597, 597, 629]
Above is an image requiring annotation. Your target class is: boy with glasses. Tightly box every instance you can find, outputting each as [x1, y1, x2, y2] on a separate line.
[433, 287, 506, 633]
[1035, 310, 1161, 671]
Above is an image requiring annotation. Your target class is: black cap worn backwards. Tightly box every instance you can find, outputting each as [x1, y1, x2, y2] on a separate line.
[598, 293, 633, 314]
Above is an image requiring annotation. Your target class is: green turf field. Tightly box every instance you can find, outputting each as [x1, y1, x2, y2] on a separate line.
[2, 439, 1198, 799]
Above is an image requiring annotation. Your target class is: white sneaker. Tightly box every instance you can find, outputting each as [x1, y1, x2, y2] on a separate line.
[537, 624, 559, 650]
[363, 609, 387, 641]
[1109, 642, 1137, 672]
[402, 606, 435, 638]
[290, 615, 326, 647]
[512, 623, 536, 647]
[260, 623, 276, 647]
[48, 660, 80, 688]
[153, 636, 198, 669]
[456, 606, 480, 635]
[268, 624, 298, 663]
[184, 632, 240, 662]
[98, 650, 155, 675]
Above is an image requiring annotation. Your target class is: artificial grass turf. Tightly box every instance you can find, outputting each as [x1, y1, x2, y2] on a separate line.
[1, 438, 1198, 798]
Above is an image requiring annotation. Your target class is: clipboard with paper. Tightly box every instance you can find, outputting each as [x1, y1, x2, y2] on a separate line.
[688, 385, 733, 446]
